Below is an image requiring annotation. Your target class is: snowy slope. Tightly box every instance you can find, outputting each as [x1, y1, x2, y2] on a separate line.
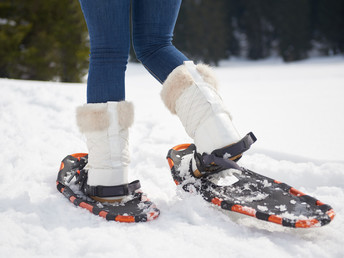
[0, 57, 343, 258]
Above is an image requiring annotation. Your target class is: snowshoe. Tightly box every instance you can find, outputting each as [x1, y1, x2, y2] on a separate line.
[166, 133, 335, 228]
[57, 153, 160, 222]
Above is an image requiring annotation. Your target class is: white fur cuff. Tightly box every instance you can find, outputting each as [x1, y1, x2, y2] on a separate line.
[76, 101, 134, 133]
[117, 101, 134, 129]
[161, 62, 218, 114]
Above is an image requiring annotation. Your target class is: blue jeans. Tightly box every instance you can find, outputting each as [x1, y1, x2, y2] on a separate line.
[79, 0, 189, 103]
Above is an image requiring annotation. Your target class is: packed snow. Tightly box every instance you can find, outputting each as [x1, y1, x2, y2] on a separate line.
[0, 56, 343, 257]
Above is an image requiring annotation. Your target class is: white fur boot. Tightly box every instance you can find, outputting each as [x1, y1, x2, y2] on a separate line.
[76, 101, 134, 202]
[161, 61, 241, 155]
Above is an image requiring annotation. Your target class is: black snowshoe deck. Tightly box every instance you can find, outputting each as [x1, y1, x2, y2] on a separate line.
[57, 153, 160, 223]
[167, 144, 335, 228]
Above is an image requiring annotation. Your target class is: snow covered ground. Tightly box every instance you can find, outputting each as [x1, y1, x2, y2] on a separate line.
[0, 56, 343, 257]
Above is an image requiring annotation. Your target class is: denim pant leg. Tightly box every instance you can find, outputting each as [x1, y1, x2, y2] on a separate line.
[132, 0, 189, 84]
[79, 0, 130, 103]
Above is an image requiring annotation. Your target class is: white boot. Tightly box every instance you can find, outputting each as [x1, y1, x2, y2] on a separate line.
[161, 61, 241, 155]
[76, 101, 134, 202]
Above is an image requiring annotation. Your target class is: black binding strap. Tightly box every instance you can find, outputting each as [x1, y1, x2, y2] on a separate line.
[194, 151, 243, 177]
[193, 132, 257, 177]
[84, 180, 141, 198]
[211, 132, 257, 159]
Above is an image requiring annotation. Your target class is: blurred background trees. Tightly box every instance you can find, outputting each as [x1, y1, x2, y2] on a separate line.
[175, 0, 344, 64]
[0, 0, 343, 82]
[0, 0, 88, 82]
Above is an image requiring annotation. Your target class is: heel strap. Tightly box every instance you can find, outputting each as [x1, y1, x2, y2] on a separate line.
[84, 180, 141, 198]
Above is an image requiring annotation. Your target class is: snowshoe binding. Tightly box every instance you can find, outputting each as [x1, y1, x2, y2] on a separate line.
[166, 133, 335, 228]
[57, 153, 160, 222]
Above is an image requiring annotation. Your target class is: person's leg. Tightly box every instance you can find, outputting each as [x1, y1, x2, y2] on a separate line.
[77, 0, 133, 201]
[72, 1, 159, 217]
[79, 0, 130, 103]
[132, 0, 189, 83]
[131, 1, 242, 156]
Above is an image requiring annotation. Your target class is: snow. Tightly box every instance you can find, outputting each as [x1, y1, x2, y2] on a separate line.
[0, 56, 344, 257]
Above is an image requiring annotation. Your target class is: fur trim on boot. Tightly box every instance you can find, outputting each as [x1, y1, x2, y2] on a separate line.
[160, 61, 240, 154]
[76, 101, 134, 133]
[161, 63, 218, 114]
[76, 103, 110, 133]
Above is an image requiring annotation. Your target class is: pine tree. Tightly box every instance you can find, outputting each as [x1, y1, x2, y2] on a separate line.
[270, 0, 312, 61]
[0, 0, 89, 82]
[313, 0, 344, 55]
[0, 1, 31, 78]
[174, 0, 228, 65]
[234, 0, 275, 60]
[222, 0, 241, 58]
[51, 0, 90, 82]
